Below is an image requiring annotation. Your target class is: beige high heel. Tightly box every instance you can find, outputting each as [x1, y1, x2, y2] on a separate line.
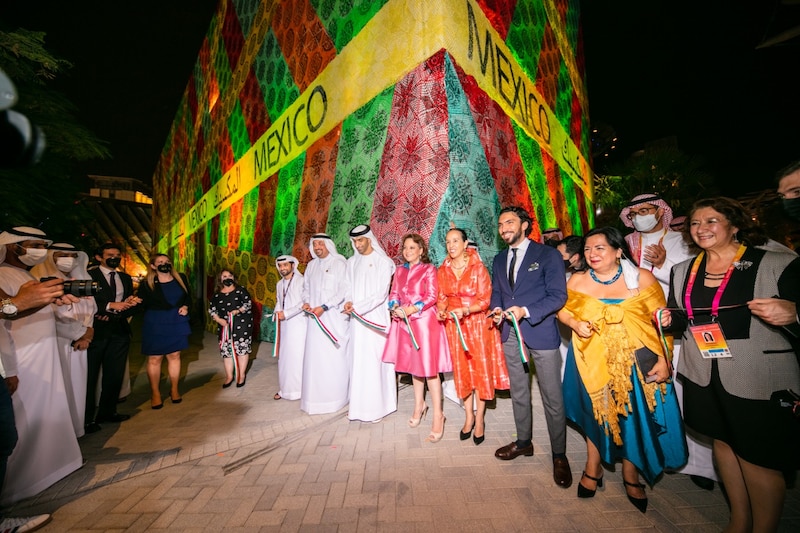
[408, 405, 428, 428]
[426, 414, 446, 443]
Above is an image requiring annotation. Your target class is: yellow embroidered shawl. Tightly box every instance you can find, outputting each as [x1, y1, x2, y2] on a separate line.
[563, 283, 671, 445]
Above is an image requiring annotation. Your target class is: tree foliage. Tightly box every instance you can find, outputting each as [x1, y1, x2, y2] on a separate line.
[0, 28, 110, 240]
[592, 145, 717, 228]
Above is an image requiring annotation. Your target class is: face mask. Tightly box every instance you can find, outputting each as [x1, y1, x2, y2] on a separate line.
[222, 279, 234, 287]
[156, 264, 172, 273]
[783, 197, 800, 222]
[17, 247, 48, 266]
[632, 213, 659, 232]
[56, 257, 76, 272]
[105, 257, 121, 269]
[563, 259, 572, 269]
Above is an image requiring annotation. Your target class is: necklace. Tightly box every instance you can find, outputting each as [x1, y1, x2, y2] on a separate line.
[703, 271, 725, 280]
[589, 264, 622, 285]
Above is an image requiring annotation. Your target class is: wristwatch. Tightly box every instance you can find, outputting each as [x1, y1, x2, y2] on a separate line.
[1, 298, 18, 317]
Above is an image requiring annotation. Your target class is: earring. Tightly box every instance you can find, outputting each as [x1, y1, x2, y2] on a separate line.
[733, 232, 739, 243]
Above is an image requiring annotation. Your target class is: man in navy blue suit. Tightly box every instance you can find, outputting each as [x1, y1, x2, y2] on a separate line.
[490, 206, 572, 488]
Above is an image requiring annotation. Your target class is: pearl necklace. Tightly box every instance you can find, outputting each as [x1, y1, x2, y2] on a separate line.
[589, 264, 622, 285]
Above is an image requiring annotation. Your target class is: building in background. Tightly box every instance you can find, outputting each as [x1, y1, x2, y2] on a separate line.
[151, 0, 593, 333]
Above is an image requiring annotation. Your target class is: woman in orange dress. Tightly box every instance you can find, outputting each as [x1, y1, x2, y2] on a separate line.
[437, 228, 509, 445]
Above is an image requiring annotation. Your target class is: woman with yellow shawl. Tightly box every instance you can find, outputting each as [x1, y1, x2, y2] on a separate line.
[557, 227, 686, 513]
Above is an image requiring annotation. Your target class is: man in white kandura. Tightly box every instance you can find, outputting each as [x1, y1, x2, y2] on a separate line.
[0, 227, 82, 506]
[343, 224, 397, 423]
[273, 255, 306, 401]
[300, 234, 350, 414]
[620, 193, 717, 490]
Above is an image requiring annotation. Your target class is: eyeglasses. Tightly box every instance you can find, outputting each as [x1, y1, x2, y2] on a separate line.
[626, 206, 656, 219]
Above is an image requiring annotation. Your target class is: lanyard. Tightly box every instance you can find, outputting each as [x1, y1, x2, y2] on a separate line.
[684, 244, 746, 322]
[638, 229, 667, 271]
[280, 276, 293, 310]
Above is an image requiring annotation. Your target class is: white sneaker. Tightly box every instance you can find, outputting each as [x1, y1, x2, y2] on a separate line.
[0, 513, 51, 533]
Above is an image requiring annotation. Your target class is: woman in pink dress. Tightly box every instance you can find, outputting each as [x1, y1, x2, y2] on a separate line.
[437, 228, 509, 445]
[382, 234, 451, 442]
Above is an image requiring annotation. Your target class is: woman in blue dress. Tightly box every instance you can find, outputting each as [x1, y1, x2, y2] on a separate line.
[138, 253, 192, 409]
[557, 227, 686, 513]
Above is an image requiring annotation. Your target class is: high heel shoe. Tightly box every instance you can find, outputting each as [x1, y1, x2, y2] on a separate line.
[425, 415, 446, 443]
[408, 405, 428, 428]
[222, 379, 234, 389]
[170, 396, 182, 404]
[459, 422, 474, 440]
[576, 471, 603, 498]
[151, 402, 163, 410]
[473, 420, 485, 445]
[623, 479, 648, 513]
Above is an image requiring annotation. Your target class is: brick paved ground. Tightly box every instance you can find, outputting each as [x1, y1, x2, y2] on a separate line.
[5, 326, 800, 532]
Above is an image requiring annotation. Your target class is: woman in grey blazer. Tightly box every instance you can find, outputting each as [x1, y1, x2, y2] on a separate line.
[661, 197, 800, 533]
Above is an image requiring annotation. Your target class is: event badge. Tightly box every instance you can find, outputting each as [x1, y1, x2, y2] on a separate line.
[689, 323, 732, 359]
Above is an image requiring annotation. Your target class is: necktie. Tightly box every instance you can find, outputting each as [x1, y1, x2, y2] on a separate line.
[508, 248, 517, 290]
[109, 271, 117, 302]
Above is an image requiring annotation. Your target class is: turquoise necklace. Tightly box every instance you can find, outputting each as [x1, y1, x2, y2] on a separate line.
[589, 264, 622, 285]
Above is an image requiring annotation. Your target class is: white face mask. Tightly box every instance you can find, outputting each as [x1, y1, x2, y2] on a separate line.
[56, 257, 76, 272]
[632, 213, 659, 232]
[17, 247, 48, 266]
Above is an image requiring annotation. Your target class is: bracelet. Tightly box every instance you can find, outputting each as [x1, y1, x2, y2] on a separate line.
[321, 304, 329, 312]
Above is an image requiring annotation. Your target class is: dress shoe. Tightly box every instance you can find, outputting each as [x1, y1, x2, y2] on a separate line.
[408, 405, 428, 428]
[473, 420, 485, 445]
[151, 402, 164, 410]
[459, 422, 474, 440]
[84, 422, 102, 434]
[95, 413, 130, 423]
[236, 378, 246, 388]
[495, 441, 534, 460]
[222, 379, 234, 389]
[553, 457, 573, 488]
[425, 415, 446, 443]
[576, 471, 603, 498]
[170, 396, 182, 404]
[690, 475, 714, 491]
[623, 479, 648, 513]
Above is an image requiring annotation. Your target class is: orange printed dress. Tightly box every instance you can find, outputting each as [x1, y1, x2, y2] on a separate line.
[437, 249, 509, 400]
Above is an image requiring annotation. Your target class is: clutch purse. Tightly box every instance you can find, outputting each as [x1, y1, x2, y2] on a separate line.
[635, 346, 660, 383]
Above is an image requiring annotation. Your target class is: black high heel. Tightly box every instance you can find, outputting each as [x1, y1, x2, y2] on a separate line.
[623, 479, 648, 513]
[472, 420, 485, 445]
[222, 379, 234, 389]
[576, 471, 603, 498]
[459, 422, 475, 441]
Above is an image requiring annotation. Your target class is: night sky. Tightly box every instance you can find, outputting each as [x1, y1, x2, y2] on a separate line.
[3, 1, 798, 196]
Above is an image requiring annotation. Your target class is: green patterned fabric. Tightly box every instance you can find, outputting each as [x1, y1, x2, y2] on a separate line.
[514, 123, 557, 230]
[228, 100, 251, 160]
[269, 155, 305, 256]
[506, 0, 547, 83]
[326, 85, 394, 256]
[430, 56, 502, 268]
[311, 0, 391, 52]
[239, 187, 259, 252]
[254, 31, 300, 119]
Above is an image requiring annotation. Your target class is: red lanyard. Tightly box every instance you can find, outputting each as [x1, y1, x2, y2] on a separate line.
[684, 244, 746, 322]
[638, 229, 667, 272]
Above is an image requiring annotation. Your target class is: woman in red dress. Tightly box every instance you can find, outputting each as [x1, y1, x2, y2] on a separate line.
[437, 228, 509, 445]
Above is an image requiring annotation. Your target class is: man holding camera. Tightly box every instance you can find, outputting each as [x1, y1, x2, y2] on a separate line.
[85, 243, 140, 432]
[0, 227, 83, 507]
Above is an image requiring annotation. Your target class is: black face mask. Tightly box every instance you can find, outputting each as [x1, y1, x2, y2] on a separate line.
[783, 197, 800, 222]
[222, 279, 234, 287]
[156, 264, 172, 273]
[105, 257, 121, 269]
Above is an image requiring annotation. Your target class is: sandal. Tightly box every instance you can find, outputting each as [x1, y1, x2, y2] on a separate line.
[273, 392, 282, 400]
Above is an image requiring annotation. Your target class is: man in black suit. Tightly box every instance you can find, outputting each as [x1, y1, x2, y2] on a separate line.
[85, 243, 140, 432]
[489, 206, 572, 488]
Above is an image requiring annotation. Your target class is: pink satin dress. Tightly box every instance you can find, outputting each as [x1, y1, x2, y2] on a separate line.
[381, 262, 451, 377]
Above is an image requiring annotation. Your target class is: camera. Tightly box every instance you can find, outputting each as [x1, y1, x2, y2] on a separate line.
[0, 68, 46, 168]
[40, 277, 100, 297]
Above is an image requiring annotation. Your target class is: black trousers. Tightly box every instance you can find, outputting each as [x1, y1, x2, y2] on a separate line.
[86, 334, 130, 422]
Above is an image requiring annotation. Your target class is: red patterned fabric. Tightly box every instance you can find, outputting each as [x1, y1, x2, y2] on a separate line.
[218, 125, 235, 174]
[454, 58, 535, 219]
[535, 24, 560, 110]
[227, 198, 243, 248]
[292, 127, 341, 263]
[240, 67, 270, 145]
[221, 0, 245, 69]
[272, 0, 336, 92]
[371, 52, 451, 263]
[187, 75, 198, 122]
[475, 0, 518, 39]
[541, 150, 570, 233]
[570, 89, 583, 148]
